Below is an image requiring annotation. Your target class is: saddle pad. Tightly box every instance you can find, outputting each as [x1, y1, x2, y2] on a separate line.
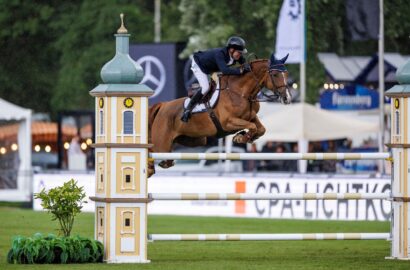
[183, 90, 220, 113]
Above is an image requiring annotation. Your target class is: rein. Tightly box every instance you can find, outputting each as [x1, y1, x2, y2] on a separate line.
[216, 61, 286, 103]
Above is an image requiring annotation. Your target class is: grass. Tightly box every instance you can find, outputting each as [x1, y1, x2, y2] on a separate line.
[0, 207, 408, 269]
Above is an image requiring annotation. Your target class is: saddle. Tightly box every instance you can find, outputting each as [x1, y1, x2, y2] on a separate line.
[183, 73, 231, 138]
[183, 73, 222, 113]
[188, 72, 221, 102]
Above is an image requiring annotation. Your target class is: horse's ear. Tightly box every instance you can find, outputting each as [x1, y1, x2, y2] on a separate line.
[280, 53, 289, 64]
[270, 53, 277, 63]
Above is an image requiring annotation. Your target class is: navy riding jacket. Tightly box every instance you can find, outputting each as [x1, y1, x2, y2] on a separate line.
[193, 47, 245, 75]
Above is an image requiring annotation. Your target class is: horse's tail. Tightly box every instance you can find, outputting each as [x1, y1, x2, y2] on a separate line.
[148, 102, 162, 134]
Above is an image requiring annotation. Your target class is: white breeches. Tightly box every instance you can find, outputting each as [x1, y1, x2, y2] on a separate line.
[191, 58, 210, 95]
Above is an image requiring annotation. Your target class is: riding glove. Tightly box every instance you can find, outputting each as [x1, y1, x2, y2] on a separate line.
[242, 63, 251, 74]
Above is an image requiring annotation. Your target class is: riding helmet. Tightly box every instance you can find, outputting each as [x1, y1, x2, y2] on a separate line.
[226, 36, 248, 53]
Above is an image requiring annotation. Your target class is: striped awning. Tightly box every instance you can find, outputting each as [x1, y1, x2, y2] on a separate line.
[0, 121, 77, 143]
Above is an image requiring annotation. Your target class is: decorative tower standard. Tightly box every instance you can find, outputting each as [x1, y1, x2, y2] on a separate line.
[89, 14, 153, 263]
[386, 59, 410, 260]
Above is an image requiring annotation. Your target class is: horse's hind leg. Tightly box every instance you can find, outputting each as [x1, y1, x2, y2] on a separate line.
[152, 131, 177, 169]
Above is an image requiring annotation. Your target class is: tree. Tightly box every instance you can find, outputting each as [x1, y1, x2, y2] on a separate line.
[0, 0, 59, 112]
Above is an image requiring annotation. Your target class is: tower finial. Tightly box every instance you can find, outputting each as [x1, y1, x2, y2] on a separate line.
[117, 13, 128, 34]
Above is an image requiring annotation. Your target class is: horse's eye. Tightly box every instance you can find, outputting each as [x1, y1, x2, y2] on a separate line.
[274, 74, 279, 77]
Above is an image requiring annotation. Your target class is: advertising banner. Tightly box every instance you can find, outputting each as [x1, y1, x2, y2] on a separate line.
[129, 43, 187, 105]
[33, 173, 390, 221]
[320, 85, 379, 110]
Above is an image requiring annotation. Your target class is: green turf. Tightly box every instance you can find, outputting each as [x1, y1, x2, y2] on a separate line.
[0, 207, 408, 269]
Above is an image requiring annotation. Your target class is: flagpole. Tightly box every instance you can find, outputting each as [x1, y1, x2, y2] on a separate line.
[154, 0, 161, 43]
[300, 0, 306, 103]
[378, 0, 384, 173]
[298, 0, 307, 173]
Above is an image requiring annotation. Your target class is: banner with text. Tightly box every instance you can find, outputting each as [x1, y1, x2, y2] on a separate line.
[33, 174, 390, 221]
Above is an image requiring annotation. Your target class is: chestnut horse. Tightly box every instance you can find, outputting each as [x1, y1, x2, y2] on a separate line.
[148, 53, 291, 173]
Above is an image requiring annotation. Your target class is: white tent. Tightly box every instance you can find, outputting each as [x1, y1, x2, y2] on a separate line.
[257, 102, 379, 143]
[0, 98, 32, 202]
[255, 102, 379, 173]
[225, 102, 379, 173]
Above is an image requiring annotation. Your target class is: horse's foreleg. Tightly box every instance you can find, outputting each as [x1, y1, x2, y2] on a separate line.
[226, 118, 257, 144]
[250, 116, 266, 142]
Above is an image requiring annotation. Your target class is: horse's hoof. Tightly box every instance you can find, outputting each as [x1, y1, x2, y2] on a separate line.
[233, 133, 254, 144]
[147, 168, 155, 178]
[159, 160, 175, 169]
[233, 134, 246, 144]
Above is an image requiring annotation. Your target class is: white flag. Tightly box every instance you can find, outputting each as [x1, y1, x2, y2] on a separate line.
[275, 0, 305, 63]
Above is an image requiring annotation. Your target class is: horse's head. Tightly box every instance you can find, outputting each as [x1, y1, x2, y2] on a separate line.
[267, 53, 292, 104]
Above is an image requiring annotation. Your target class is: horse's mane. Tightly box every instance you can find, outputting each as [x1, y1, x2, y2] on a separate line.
[249, 59, 267, 64]
[216, 59, 268, 80]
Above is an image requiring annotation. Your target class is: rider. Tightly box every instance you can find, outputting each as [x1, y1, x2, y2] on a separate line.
[180, 36, 252, 122]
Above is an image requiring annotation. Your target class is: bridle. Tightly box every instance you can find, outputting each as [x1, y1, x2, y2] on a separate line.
[220, 61, 289, 102]
[268, 63, 289, 93]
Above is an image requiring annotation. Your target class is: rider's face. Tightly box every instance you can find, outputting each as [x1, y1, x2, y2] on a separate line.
[231, 50, 242, 60]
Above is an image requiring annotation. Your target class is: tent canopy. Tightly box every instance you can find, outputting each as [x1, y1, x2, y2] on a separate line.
[257, 102, 379, 143]
[0, 98, 32, 202]
[0, 98, 31, 121]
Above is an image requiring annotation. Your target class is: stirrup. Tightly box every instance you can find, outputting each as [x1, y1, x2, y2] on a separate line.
[181, 110, 191, 122]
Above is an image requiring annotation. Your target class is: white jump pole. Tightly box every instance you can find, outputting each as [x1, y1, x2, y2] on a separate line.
[149, 233, 390, 241]
[150, 152, 390, 160]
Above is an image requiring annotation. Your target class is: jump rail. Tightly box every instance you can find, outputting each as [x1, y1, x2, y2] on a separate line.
[91, 19, 410, 262]
[149, 193, 391, 200]
[149, 152, 391, 161]
[149, 233, 390, 241]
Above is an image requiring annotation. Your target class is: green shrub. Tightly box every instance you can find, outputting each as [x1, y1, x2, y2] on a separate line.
[7, 233, 103, 264]
[34, 179, 87, 237]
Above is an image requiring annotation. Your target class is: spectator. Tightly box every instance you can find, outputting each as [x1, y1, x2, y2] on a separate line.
[244, 143, 259, 171]
[260, 141, 276, 171]
[269, 144, 286, 171]
[284, 143, 298, 172]
[307, 141, 324, 172]
[322, 140, 337, 173]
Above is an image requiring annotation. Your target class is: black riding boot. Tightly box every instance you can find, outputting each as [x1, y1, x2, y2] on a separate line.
[181, 91, 204, 122]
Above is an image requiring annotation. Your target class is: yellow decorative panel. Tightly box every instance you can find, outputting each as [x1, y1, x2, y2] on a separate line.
[392, 98, 403, 144]
[115, 207, 140, 256]
[107, 97, 112, 143]
[117, 98, 127, 137]
[134, 98, 141, 143]
[116, 152, 140, 194]
[105, 203, 111, 260]
[97, 207, 104, 243]
[121, 167, 135, 191]
[121, 211, 134, 234]
[124, 136, 133, 143]
[96, 152, 105, 194]
[106, 149, 111, 197]
[96, 97, 107, 144]
[405, 98, 408, 144]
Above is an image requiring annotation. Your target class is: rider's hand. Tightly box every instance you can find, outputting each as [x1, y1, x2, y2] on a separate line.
[242, 63, 251, 74]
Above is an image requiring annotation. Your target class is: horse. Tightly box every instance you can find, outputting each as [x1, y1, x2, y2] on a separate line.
[148, 52, 291, 175]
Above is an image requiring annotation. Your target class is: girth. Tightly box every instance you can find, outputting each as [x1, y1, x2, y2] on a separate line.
[204, 102, 233, 138]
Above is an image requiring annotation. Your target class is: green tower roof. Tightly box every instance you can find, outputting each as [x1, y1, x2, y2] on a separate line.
[90, 14, 153, 97]
[386, 58, 410, 97]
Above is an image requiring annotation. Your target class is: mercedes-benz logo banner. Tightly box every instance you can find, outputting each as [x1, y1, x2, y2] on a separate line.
[130, 43, 187, 105]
